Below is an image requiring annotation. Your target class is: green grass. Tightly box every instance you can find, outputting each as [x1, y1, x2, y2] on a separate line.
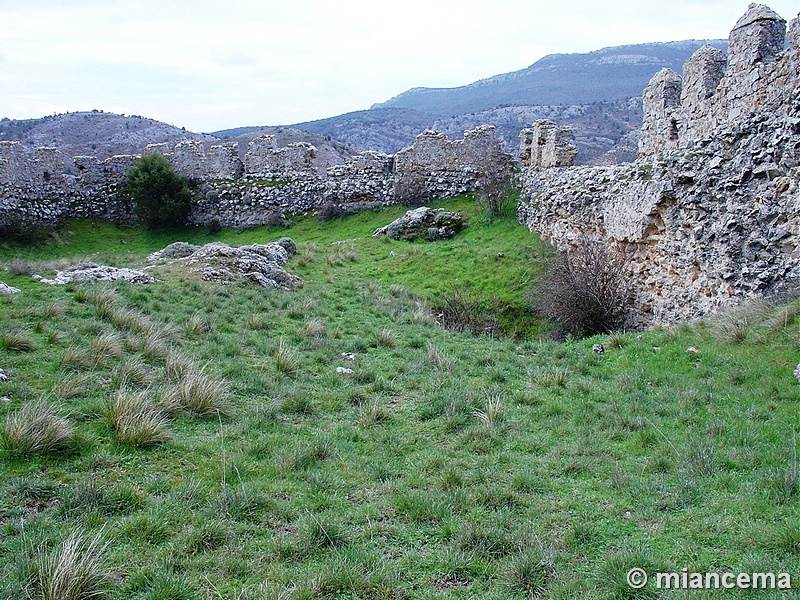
[1, 197, 799, 598]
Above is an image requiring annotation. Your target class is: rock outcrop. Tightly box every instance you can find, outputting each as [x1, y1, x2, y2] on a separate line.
[39, 264, 156, 285]
[175, 242, 301, 289]
[372, 207, 464, 241]
[518, 4, 800, 326]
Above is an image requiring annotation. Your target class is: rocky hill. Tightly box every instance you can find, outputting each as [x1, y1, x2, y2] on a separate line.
[0, 111, 216, 161]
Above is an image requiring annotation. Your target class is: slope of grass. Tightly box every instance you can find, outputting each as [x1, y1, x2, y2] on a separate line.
[1, 199, 799, 599]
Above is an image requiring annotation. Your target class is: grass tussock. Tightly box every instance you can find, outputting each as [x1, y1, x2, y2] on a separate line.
[36, 530, 111, 600]
[161, 369, 227, 417]
[1, 399, 75, 455]
[274, 339, 301, 376]
[104, 389, 171, 447]
[1, 331, 37, 352]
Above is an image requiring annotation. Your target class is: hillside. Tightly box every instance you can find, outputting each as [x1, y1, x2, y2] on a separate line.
[372, 40, 728, 115]
[0, 112, 357, 172]
[1, 202, 798, 598]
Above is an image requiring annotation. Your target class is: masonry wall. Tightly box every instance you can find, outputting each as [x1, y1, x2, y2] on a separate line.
[518, 4, 800, 326]
[0, 126, 512, 230]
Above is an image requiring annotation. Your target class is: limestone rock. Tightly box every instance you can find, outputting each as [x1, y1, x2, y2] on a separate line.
[147, 242, 199, 263]
[373, 207, 464, 241]
[40, 264, 156, 285]
[0, 282, 20, 294]
[177, 241, 301, 289]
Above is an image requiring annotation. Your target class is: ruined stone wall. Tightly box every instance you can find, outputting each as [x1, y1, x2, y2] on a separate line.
[519, 120, 577, 169]
[1, 126, 512, 230]
[519, 4, 800, 326]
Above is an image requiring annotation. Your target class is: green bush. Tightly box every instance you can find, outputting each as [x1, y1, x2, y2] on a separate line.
[125, 153, 192, 228]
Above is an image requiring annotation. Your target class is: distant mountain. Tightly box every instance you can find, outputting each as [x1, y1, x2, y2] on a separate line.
[1, 39, 732, 167]
[287, 40, 727, 162]
[0, 111, 215, 161]
[372, 40, 728, 116]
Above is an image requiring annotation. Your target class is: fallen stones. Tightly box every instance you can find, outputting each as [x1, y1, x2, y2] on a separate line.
[0, 282, 20, 294]
[40, 263, 156, 285]
[372, 206, 464, 241]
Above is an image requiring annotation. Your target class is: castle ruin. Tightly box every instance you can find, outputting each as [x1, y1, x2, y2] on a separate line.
[518, 3, 800, 325]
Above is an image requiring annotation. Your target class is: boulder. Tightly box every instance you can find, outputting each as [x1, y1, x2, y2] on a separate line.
[372, 207, 464, 241]
[0, 282, 20, 294]
[177, 241, 301, 289]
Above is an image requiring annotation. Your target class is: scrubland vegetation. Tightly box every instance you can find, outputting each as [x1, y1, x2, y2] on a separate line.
[1, 197, 798, 599]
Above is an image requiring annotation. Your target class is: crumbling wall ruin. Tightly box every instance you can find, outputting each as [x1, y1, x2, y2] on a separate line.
[518, 3, 800, 326]
[0, 126, 512, 230]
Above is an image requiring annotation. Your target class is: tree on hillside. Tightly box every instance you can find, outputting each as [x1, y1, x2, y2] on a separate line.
[126, 153, 191, 228]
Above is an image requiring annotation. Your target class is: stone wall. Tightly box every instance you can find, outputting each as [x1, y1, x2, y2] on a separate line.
[0, 127, 512, 230]
[518, 3, 800, 326]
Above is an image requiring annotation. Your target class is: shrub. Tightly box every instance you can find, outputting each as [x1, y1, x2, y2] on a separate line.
[476, 159, 516, 218]
[530, 237, 631, 338]
[126, 152, 192, 228]
[1, 400, 75, 455]
[37, 530, 111, 600]
[431, 287, 498, 336]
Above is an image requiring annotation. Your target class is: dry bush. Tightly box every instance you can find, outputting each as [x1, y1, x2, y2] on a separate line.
[530, 238, 631, 338]
[431, 287, 498, 336]
[1, 400, 75, 455]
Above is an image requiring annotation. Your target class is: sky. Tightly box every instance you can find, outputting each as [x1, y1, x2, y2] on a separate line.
[1, 0, 798, 133]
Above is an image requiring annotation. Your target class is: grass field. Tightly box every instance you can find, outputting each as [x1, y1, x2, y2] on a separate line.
[1, 198, 799, 599]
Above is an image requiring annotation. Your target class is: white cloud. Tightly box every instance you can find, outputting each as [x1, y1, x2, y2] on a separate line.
[0, 0, 798, 131]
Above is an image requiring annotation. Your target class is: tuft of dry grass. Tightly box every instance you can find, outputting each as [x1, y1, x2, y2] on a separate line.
[104, 389, 171, 447]
[111, 358, 151, 389]
[1, 400, 75, 455]
[474, 394, 504, 426]
[51, 373, 93, 399]
[0, 331, 36, 352]
[427, 343, 453, 371]
[164, 352, 195, 384]
[161, 369, 227, 417]
[185, 312, 212, 335]
[37, 530, 111, 600]
[303, 318, 326, 338]
[274, 339, 301, 376]
[60, 347, 95, 372]
[90, 332, 125, 363]
[376, 328, 398, 348]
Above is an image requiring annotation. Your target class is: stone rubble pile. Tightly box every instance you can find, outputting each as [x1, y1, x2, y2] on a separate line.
[38, 263, 157, 285]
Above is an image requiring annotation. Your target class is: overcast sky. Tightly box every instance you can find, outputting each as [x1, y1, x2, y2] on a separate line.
[1, 1, 798, 133]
